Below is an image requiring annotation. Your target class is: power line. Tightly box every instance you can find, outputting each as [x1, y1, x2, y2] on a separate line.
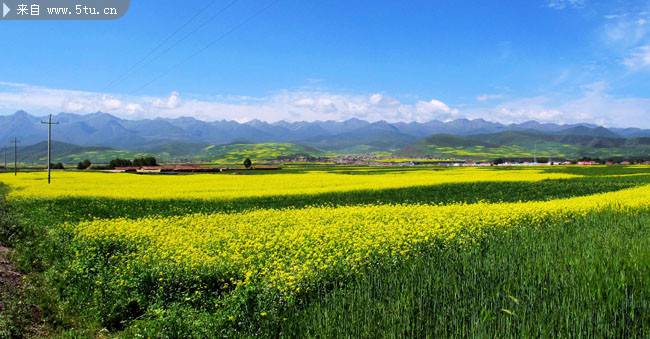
[103, 0, 219, 91]
[103, 0, 239, 92]
[131, 0, 280, 95]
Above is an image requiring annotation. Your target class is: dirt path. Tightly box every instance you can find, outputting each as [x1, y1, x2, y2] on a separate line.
[0, 245, 48, 337]
[0, 246, 21, 290]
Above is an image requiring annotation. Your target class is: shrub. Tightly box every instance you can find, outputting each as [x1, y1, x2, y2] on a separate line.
[77, 160, 92, 170]
[133, 157, 157, 167]
[109, 159, 133, 169]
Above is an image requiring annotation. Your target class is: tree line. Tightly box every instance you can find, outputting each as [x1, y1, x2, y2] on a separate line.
[73, 157, 159, 170]
[109, 157, 158, 168]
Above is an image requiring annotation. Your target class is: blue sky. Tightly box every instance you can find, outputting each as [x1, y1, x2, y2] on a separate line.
[1, 0, 650, 127]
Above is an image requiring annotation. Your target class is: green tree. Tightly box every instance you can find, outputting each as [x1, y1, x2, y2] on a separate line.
[133, 157, 158, 167]
[109, 158, 133, 169]
[243, 158, 253, 169]
[77, 159, 92, 170]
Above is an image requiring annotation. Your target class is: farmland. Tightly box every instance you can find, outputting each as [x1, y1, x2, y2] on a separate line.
[205, 143, 320, 164]
[419, 144, 650, 162]
[1, 166, 650, 336]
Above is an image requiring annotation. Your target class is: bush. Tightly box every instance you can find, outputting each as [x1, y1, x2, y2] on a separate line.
[109, 159, 133, 169]
[77, 160, 92, 170]
[89, 164, 111, 170]
[133, 157, 157, 167]
[243, 158, 252, 169]
[50, 163, 65, 170]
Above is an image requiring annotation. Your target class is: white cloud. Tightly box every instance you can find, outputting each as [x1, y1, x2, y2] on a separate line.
[125, 103, 144, 114]
[1, 81, 650, 128]
[152, 91, 181, 109]
[476, 94, 505, 102]
[602, 12, 650, 47]
[546, 0, 585, 10]
[415, 99, 452, 114]
[102, 97, 123, 110]
[62, 100, 85, 112]
[624, 45, 650, 70]
[0, 82, 456, 123]
[472, 82, 650, 128]
[482, 96, 566, 122]
[580, 80, 608, 93]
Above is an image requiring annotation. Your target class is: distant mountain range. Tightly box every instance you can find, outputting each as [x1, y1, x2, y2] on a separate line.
[3, 110, 650, 150]
[2, 111, 650, 162]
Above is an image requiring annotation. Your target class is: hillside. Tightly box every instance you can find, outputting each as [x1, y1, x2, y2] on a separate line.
[13, 141, 141, 164]
[203, 143, 321, 164]
[10, 141, 322, 165]
[408, 130, 650, 160]
[301, 121, 417, 152]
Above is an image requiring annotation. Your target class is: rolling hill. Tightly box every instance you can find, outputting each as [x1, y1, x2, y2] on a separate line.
[11, 141, 143, 164]
[408, 130, 650, 161]
[202, 143, 321, 164]
[3, 111, 650, 163]
[301, 121, 417, 152]
[10, 141, 321, 165]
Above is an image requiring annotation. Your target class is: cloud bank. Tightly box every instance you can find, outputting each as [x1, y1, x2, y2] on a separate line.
[471, 82, 650, 128]
[1, 81, 650, 128]
[0, 82, 460, 123]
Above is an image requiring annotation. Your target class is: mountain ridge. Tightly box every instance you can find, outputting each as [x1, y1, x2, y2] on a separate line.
[2, 111, 650, 152]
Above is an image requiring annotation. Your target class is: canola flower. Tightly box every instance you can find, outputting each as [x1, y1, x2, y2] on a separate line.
[74, 183, 650, 299]
[0, 167, 577, 200]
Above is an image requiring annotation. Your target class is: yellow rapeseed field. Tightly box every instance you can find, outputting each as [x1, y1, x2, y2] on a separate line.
[75, 183, 650, 298]
[3, 167, 650, 335]
[0, 167, 576, 200]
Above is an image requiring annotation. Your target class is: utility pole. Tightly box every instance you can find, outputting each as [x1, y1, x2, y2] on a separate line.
[533, 142, 537, 164]
[2, 147, 6, 171]
[41, 114, 59, 184]
[10, 138, 19, 176]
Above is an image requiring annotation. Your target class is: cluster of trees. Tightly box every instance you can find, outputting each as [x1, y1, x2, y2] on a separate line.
[49, 162, 65, 169]
[133, 157, 159, 166]
[109, 157, 158, 169]
[77, 159, 92, 170]
[109, 158, 133, 168]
